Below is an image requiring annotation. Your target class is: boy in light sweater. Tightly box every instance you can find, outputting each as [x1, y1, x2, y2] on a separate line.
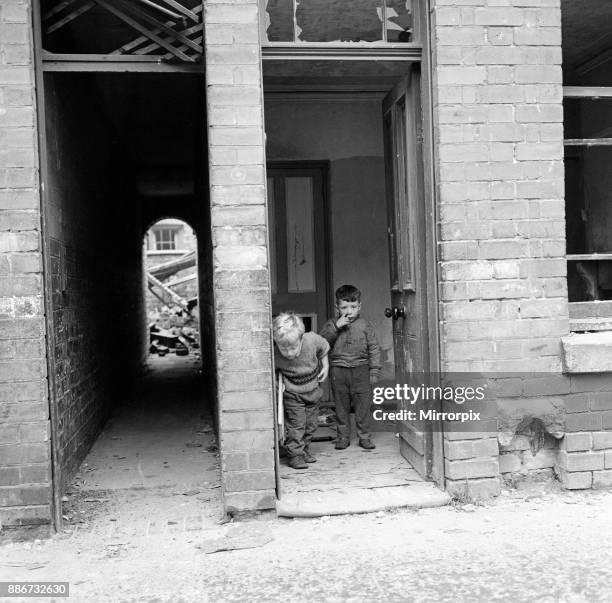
[273, 312, 330, 469]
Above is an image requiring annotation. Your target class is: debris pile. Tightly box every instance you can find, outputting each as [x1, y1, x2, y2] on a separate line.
[146, 251, 200, 358]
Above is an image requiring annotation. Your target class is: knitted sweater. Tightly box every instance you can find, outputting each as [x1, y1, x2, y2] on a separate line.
[274, 332, 330, 394]
[319, 317, 382, 379]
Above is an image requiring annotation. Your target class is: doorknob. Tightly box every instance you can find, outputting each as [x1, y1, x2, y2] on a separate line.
[384, 306, 406, 320]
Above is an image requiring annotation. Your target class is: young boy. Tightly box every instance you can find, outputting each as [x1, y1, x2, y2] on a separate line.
[273, 312, 330, 469]
[320, 285, 381, 450]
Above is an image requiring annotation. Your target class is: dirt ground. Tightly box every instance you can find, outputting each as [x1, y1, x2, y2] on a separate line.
[2, 480, 612, 602]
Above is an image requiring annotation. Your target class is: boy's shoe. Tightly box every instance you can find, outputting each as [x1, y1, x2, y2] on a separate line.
[303, 448, 317, 463]
[359, 439, 376, 450]
[334, 439, 350, 450]
[288, 455, 308, 469]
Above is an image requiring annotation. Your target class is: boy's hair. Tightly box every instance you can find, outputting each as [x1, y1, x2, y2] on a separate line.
[273, 311, 305, 343]
[335, 284, 361, 303]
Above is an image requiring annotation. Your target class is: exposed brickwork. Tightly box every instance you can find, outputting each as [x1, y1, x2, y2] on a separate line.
[431, 0, 566, 497]
[43, 72, 147, 497]
[204, 0, 276, 513]
[0, 0, 51, 526]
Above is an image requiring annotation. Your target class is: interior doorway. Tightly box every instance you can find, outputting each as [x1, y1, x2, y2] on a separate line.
[267, 162, 331, 333]
[263, 58, 442, 503]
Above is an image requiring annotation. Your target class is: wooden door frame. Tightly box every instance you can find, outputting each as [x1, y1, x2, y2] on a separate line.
[421, 1, 444, 486]
[266, 160, 334, 322]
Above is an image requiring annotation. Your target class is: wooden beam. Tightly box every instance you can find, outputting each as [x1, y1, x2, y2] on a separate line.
[564, 138, 612, 147]
[110, 4, 201, 55]
[93, 0, 194, 61]
[44, 0, 78, 21]
[43, 51, 166, 61]
[167, 273, 197, 288]
[42, 58, 205, 72]
[564, 86, 612, 99]
[568, 254, 612, 261]
[46, 1, 95, 34]
[158, 0, 199, 22]
[147, 272, 189, 308]
[149, 251, 196, 279]
[261, 43, 423, 61]
[135, 23, 203, 56]
[114, 0, 203, 54]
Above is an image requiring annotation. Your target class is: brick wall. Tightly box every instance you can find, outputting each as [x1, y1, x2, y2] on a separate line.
[0, 0, 51, 526]
[431, 0, 566, 497]
[204, 0, 276, 513]
[43, 73, 145, 496]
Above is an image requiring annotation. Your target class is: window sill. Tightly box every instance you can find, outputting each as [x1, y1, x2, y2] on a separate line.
[561, 332, 612, 373]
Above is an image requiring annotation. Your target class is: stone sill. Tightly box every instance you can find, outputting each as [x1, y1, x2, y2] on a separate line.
[562, 332, 612, 373]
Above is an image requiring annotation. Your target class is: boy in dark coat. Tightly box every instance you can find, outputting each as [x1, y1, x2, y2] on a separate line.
[320, 285, 381, 450]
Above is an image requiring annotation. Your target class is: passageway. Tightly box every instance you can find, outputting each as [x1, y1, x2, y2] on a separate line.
[40, 70, 217, 518]
[81, 355, 218, 492]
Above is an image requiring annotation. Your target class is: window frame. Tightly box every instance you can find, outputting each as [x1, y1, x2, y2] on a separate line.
[564, 86, 612, 330]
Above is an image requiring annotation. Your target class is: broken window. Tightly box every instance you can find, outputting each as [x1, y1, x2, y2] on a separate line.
[262, 0, 416, 44]
[562, 0, 612, 329]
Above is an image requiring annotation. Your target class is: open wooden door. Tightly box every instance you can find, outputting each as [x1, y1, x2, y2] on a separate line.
[383, 66, 441, 483]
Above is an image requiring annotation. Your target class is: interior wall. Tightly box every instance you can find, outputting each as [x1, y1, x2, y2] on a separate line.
[43, 73, 144, 492]
[264, 99, 394, 376]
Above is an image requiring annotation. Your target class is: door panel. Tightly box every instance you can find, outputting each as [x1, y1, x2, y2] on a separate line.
[267, 164, 329, 332]
[383, 67, 432, 479]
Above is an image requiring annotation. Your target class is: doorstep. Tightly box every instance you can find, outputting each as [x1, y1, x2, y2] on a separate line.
[276, 482, 451, 518]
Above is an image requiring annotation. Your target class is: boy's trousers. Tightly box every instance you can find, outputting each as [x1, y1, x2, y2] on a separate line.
[330, 365, 372, 441]
[283, 386, 323, 458]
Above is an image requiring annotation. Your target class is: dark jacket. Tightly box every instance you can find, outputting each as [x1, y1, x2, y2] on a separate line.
[320, 317, 381, 379]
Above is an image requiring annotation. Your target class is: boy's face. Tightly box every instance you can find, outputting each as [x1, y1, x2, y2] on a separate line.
[276, 336, 303, 360]
[336, 299, 361, 322]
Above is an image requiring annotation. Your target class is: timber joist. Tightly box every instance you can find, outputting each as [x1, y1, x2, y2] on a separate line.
[41, 0, 204, 66]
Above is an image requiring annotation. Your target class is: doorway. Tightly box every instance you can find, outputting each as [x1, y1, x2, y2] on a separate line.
[37, 70, 221, 527]
[267, 162, 331, 332]
[263, 59, 442, 503]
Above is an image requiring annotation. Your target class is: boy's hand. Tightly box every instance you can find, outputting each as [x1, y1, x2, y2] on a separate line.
[369, 374, 379, 385]
[317, 366, 329, 383]
[335, 314, 351, 329]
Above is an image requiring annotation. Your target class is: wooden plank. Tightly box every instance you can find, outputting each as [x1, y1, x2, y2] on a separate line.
[157, 0, 199, 22]
[46, 1, 95, 34]
[135, 0, 183, 21]
[43, 51, 165, 61]
[149, 251, 196, 279]
[166, 274, 197, 288]
[136, 23, 203, 56]
[147, 272, 189, 308]
[114, 0, 203, 54]
[42, 60, 205, 72]
[568, 254, 612, 261]
[261, 44, 423, 61]
[110, 4, 201, 54]
[93, 0, 194, 61]
[565, 138, 612, 146]
[32, 0, 64, 536]
[564, 86, 612, 98]
[44, 0, 78, 20]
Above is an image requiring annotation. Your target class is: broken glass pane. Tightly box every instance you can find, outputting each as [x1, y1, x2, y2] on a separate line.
[264, 0, 294, 42]
[385, 0, 414, 42]
[295, 0, 384, 43]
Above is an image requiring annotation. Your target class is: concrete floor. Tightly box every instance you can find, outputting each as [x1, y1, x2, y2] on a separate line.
[82, 354, 218, 492]
[279, 429, 424, 494]
[277, 423, 449, 517]
[56, 353, 224, 539]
